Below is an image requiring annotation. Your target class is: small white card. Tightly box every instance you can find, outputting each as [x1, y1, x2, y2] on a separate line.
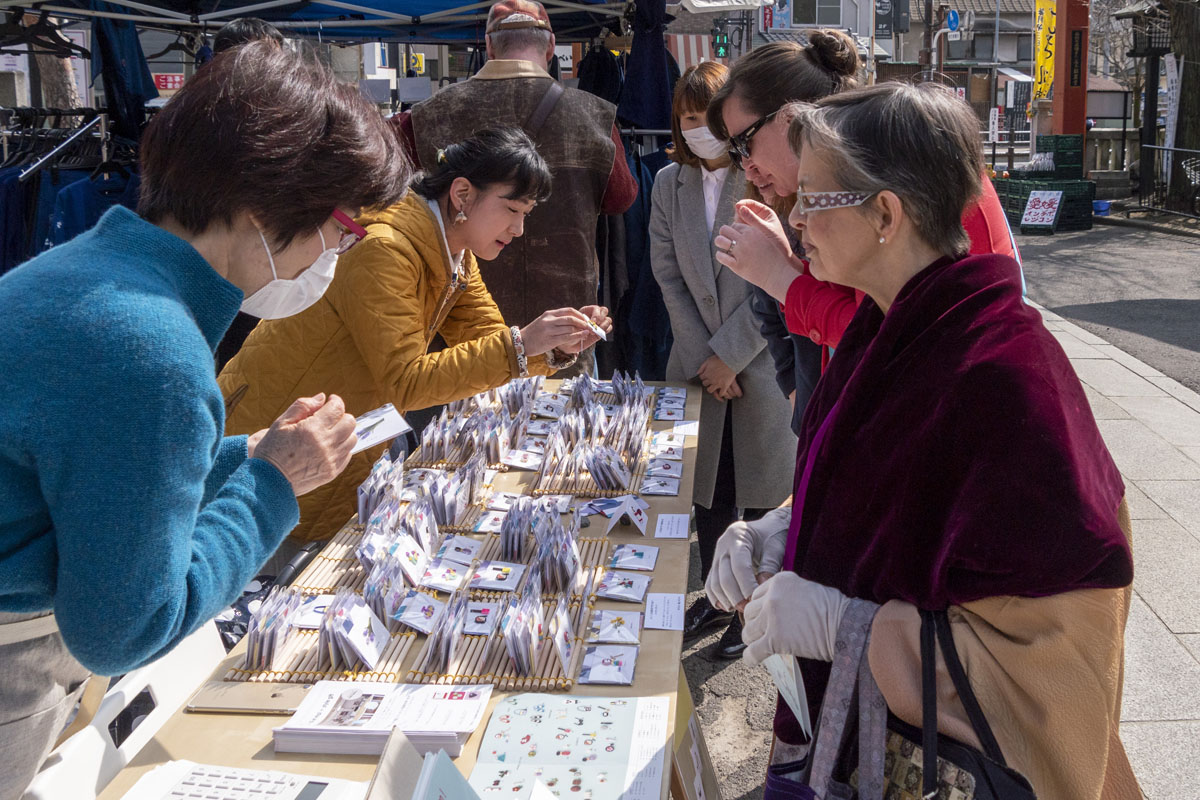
[764, 653, 812, 738]
[659, 386, 686, 399]
[649, 443, 684, 461]
[644, 592, 686, 630]
[578, 645, 637, 685]
[435, 535, 482, 566]
[652, 432, 686, 447]
[653, 513, 690, 539]
[501, 449, 544, 470]
[604, 496, 649, 535]
[527, 419, 556, 436]
[585, 609, 642, 644]
[595, 570, 651, 603]
[656, 397, 685, 410]
[473, 509, 508, 533]
[341, 601, 390, 669]
[647, 458, 682, 478]
[673, 420, 701, 437]
[585, 317, 608, 341]
[394, 590, 446, 634]
[420, 559, 467, 593]
[464, 601, 501, 636]
[293, 593, 336, 630]
[640, 476, 681, 496]
[543, 494, 573, 514]
[653, 408, 685, 421]
[470, 560, 526, 591]
[486, 491, 523, 512]
[608, 543, 659, 571]
[350, 403, 413, 455]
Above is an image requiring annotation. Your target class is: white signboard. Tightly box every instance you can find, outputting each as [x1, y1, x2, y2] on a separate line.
[988, 106, 1000, 142]
[1163, 54, 1183, 184]
[1020, 190, 1063, 229]
[554, 45, 574, 72]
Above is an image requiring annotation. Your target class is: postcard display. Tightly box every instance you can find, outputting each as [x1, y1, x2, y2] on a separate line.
[225, 375, 689, 693]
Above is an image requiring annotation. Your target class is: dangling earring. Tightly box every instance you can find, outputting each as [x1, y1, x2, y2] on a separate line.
[455, 209, 468, 224]
[878, 236, 886, 244]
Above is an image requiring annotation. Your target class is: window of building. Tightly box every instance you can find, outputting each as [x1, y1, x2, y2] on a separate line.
[974, 35, 994, 60]
[792, 0, 841, 26]
[1016, 34, 1032, 61]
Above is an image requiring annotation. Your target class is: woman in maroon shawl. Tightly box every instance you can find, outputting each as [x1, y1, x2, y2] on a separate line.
[712, 82, 1139, 799]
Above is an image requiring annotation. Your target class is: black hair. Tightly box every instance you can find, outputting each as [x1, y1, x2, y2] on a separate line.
[213, 18, 285, 53]
[412, 126, 553, 204]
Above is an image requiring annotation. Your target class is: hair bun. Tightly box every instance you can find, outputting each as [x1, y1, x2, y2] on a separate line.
[808, 29, 859, 78]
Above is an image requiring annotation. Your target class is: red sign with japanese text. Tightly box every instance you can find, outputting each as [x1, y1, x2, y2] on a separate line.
[1020, 190, 1064, 229]
[153, 73, 185, 91]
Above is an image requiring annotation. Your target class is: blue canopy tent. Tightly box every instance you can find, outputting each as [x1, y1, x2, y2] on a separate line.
[20, 0, 630, 42]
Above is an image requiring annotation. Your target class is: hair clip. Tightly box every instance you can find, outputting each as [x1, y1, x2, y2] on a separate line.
[436, 148, 447, 165]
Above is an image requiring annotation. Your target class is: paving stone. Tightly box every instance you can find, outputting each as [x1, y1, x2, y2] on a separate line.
[1085, 385, 1132, 420]
[1028, 301, 1063, 322]
[1181, 447, 1200, 468]
[1130, 518, 1200, 634]
[1093, 344, 1165, 378]
[1149, 376, 1200, 416]
[1120, 721, 1200, 800]
[1139, 481, 1200, 536]
[1074, 359, 1169, 398]
[1096, 421, 1200, 480]
[1121, 594, 1200, 721]
[1112, 396, 1200, 448]
[1179, 635, 1200, 665]
[1057, 319, 1109, 345]
[1054, 329, 1105, 358]
[1125, 481, 1169, 520]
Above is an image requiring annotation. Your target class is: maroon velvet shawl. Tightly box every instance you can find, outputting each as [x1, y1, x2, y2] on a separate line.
[775, 253, 1132, 744]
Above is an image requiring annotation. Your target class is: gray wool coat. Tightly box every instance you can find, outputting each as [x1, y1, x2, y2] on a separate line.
[648, 162, 797, 509]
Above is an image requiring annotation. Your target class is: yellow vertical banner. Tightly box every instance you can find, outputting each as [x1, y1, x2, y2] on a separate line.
[1033, 0, 1057, 100]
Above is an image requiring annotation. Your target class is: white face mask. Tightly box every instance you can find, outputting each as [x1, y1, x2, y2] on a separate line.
[681, 125, 729, 161]
[241, 228, 339, 320]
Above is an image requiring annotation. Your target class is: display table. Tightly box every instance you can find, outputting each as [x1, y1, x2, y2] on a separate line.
[99, 381, 712, 800]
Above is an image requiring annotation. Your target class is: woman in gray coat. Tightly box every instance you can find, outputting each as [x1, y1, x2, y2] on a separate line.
[649, 63, 796, 658]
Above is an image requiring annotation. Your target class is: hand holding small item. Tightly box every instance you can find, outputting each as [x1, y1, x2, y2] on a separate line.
[252, 393, 358, 496]
[715, 199, 803, 302]
[705, 504, 791, 612]
[741, 572, 851, 666]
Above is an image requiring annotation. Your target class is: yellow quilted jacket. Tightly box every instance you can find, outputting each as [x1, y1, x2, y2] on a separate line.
[218, 192, 554, 543]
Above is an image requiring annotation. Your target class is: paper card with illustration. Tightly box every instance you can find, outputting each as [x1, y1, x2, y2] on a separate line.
[473, 509, 508, 534]
[527, 418, 556, 436]
[293, 593, 336, 630]
[471, 560, 527, 591]
[420, 559, 468, 593]
[551, 597, 574, 672]
[351, 403, 413, 455]
[608, 544, 659, 571]
[435, 534, 483, 566]
[648, 442, 684, 461]
[578, 645, 638, 685]
[651, 432, 686, 448]
[646, 458, 682, 479]
[655, 396, 685, 410]
[340, 597, 390, 670]
[394, 590, 447, 635]
[502, 449, 545, 471]
[585, 317, 608, 341]
[464, 601, 501, 636]
[523, 436, 548, 455]
[652, 407, 684, 422]
[543, 494, 573, 514]
[585, 610, 642, 644]
[388, 533, 429, 586]
[640, 476, 681, 497]
[658, 386, 686, 399]
[595, 570, 651, 603]
[487, 491, 524, 512]
[604, 496, 649, 536]
[763, 654, 812, 739]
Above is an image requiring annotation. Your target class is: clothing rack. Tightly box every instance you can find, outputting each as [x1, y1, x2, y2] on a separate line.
[18, 115, 102, 182]
[620, 128, 671, 156]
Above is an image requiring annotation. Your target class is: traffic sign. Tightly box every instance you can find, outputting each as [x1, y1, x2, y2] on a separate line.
[946, 8, 960, 30]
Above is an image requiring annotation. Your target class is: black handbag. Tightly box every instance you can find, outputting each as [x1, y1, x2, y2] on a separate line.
[763, 601, 1036, 800]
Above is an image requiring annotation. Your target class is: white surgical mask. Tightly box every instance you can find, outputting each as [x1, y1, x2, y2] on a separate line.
[241, 228, 339, 319]
[681, 125, 729, 160]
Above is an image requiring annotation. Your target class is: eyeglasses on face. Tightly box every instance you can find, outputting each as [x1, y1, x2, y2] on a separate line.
[331, 208, 368, 255]
[727, 110, 778, 169]
[793, 188, 877, 215]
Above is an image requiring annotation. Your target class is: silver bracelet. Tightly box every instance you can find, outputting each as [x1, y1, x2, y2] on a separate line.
[510, 326, 530, 378]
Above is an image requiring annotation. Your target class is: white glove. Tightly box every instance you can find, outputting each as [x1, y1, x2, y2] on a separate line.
[741, 572, 851, 666]
[705, 505, 792, 612]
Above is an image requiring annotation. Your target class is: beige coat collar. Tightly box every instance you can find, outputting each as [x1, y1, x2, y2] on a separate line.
[473, 59, 552, 80]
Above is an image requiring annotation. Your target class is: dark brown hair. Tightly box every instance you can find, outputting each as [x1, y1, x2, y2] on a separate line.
[786, 82, 983, 256]
[139, 40, 409, 249]
[668, 62, 729, 167]
[411, 126, 552, 203]
[707, 31, 859, 140]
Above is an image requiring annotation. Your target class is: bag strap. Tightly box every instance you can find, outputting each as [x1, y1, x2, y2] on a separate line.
[919, 610, 939, 799]
[526, 81, 565, 139]
[933, 610, 1009, 766]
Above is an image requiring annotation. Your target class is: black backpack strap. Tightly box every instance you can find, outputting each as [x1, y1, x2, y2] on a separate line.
[527, 81, 565, 139]
[919, 610, 939, 798]
[933, 610, 1009, 766]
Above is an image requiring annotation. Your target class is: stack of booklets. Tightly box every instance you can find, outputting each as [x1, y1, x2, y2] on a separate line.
[273, 681, 492, 757]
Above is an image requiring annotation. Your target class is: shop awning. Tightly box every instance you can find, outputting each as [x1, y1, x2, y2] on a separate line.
[997, 67, 1032, 81]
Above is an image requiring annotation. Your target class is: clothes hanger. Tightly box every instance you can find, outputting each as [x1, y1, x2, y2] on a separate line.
[0, 9, 91, 58]
[147, 32, 197, 60]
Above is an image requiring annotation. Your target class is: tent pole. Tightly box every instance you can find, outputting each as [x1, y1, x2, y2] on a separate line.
[316, 0, 412, 22]
[199, 0, 310, 22]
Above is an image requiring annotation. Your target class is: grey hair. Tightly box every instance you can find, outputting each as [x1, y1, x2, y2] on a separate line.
[785, 82, 983, 257]
[487, 27, 553, 57]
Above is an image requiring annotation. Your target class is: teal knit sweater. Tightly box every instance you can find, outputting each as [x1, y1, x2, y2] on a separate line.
[0, 207, 300, 675]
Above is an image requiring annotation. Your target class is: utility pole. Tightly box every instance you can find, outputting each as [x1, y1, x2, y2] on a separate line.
[922, 0, 934, 77]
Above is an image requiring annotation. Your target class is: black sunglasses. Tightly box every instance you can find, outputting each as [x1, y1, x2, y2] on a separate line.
[727, 110, 779, 169]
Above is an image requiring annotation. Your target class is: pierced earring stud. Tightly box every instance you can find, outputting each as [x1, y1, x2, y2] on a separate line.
[878, 236, 886, 244]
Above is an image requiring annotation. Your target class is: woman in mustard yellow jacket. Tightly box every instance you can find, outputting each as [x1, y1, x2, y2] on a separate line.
[219, 127, 611, 548]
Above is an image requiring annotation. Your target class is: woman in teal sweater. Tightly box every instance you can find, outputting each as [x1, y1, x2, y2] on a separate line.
[0, 42, 408, 797]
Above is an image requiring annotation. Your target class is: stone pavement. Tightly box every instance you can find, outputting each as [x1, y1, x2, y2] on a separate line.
[681, 301, 1200, 800]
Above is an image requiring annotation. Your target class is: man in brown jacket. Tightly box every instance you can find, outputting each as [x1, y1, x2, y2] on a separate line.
[393, 0, 637, 375]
